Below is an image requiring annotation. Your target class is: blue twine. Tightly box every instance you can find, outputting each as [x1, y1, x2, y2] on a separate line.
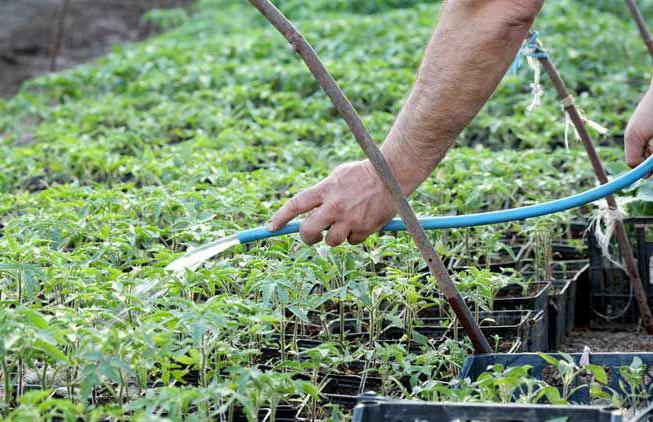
[526, 32, 549, 59]
[510, 31, 549, 74]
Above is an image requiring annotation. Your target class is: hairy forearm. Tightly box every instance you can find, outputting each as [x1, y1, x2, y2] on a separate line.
[382, 0, 544, 193]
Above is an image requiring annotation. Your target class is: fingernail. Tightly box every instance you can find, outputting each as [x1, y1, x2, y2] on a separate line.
[267, 222, 276, 232]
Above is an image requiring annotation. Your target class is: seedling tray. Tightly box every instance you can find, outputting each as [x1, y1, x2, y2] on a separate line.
[494, 281, 551, 313]
[589, 265, 640, 326]
[325, 310, 542, 352]
[552, 242, 587, 260]
[587, 217, 653, 326]
[460, 352, 653, 404]
[522, 260, 588, 334]
[548, 279, 571, 351]
[352, 392, 623, 422]
[318, 330, 524, 353]
[632, 217, 653, 297]
[564, 260, 589, 334]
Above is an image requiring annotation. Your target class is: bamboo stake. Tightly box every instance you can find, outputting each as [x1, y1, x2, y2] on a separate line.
[248, 0, 491, 353]
[533, 35, 653, 333]
[49, 0, 71, 72]
[624, 0, 653, 59]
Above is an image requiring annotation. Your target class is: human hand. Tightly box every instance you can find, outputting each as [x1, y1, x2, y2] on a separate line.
[625, 82, 653, 168]
[267, 160, 399, 246]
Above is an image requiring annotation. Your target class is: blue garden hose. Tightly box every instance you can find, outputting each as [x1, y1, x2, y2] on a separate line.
[239, 155, 653, 242]
[166, 155, 653, 272]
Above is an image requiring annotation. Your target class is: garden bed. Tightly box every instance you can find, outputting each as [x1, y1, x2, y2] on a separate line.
[0, 0, 651, 420]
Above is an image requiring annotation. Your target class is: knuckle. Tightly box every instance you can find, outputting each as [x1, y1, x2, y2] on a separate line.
[624, 125, 636, 143]
[625, 121, 644, 143]
[333, 164, 346, 173]
[333, 163, 350, 173]
[299, 232, 312, 245]
[288, 196, 302, 212]
[357, 222, 376, 234]
[299, 222, 313, 237]
[332, 162, 356, 178]
[326, 201, 343, 215]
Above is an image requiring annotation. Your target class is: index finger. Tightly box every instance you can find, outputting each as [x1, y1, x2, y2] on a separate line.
[267, 185, 323, 232]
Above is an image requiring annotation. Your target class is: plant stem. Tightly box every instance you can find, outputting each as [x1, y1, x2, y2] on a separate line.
[2, 358, 10, 412]
[41, 362, 48, 390]
[16, 357, 22, 400]
[280, 304, 286, 363]
[200, 336, 208, 388]
[339, 298, 345, 346]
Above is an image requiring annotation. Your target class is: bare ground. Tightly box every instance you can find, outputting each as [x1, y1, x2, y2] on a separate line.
[0, 0, 188, 98]
[561, 329, 653, 352]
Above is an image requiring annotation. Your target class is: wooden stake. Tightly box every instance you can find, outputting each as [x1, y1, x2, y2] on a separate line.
[248, 0, 491, 353]
[534, 36, 653, 334]
[49, 0, 71, 72]
[624, 0, 653, 59]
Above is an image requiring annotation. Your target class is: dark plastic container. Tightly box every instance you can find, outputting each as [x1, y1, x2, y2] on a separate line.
[492, 282, 550, 351]
[461, 352, 653, 404]
[552, 241, 587, 260]
[523, 260, 589, 337]
[548, 279, 571, 351]
[587, 217, 653, 326]
[522, 309, 547, 352]
[565, 261, 589, 334]
[632, 217, 653, 297]
[493, 281, 551, 312]
[325, 310, 543, 352]
[588, 264, 640, 326]
[352, 392, 625, 422]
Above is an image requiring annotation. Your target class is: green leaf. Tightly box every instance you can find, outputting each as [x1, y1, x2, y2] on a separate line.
[20, 309, 48, 330]
[585, 364, 608, 385]
[34, 339, 71, 365]
[175, 355, 197, 366]
[630, 356, 643, 372]
[542, 386, 565, 405]
[287, 305, 310, 324]
[297, 381, 320, 399]
[537, 353, 560, 367]
[18, 389, 54, 405]
[411, 330, 428, 346]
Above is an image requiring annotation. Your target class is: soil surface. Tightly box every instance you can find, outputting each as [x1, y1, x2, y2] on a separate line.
[561, 329, 653, 352]
[0, 0, 188, 98]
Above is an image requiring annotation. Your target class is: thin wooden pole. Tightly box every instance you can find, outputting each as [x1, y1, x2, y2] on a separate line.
[533, 35, 653, 333]
[624, 0, 653, 59]
[248, 0, 491, 353]
[49, 0, 71, 72]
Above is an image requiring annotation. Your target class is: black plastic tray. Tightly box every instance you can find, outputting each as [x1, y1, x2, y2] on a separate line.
[352, 392, 626, 422]
[494, 281, 551, 313]
[461, 352, 653, 404]
[548, 279, 571, 351]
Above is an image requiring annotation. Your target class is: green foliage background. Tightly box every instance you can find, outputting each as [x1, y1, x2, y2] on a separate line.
[0, 0, 652, 419]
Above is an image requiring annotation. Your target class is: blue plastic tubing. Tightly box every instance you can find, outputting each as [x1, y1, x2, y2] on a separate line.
[237, 155, 653, 245]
